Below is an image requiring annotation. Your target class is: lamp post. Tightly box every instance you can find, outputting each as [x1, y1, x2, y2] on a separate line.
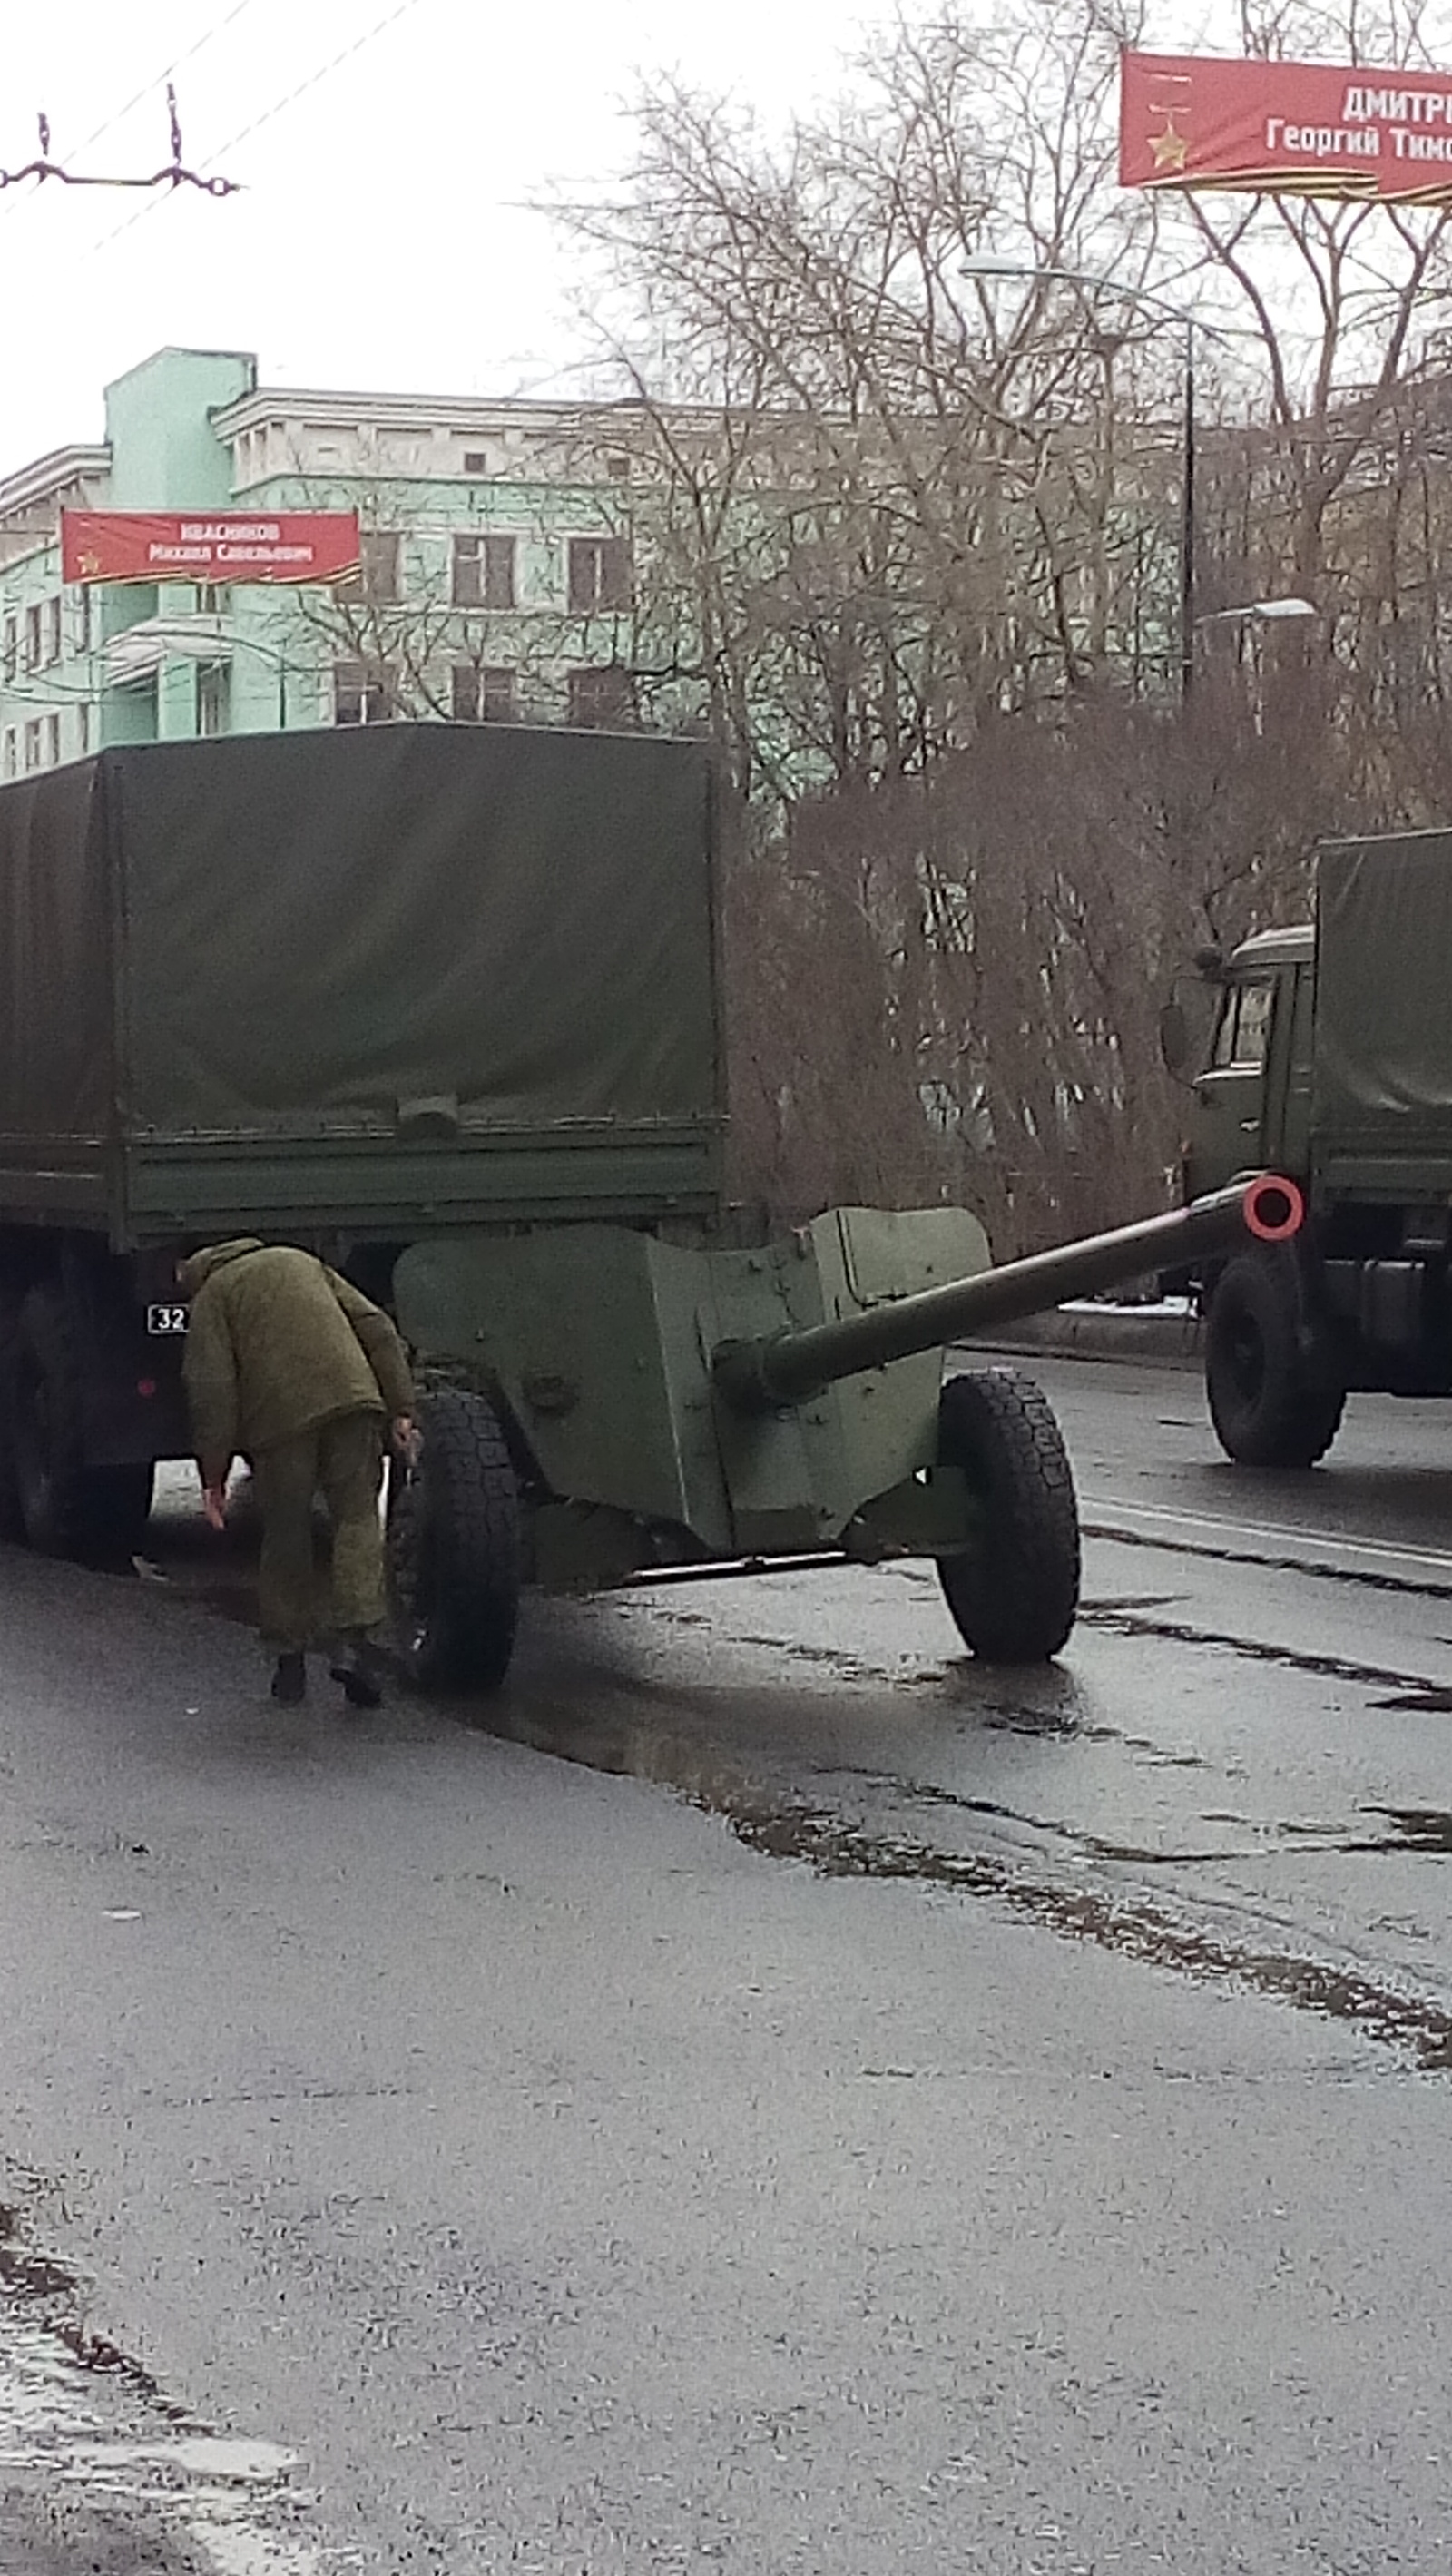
[961, 257, 1201, 700]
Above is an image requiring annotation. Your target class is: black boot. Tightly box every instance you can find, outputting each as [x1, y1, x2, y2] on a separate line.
[329, 1638, 386, 1709]
[270, 1651, 307, 1704]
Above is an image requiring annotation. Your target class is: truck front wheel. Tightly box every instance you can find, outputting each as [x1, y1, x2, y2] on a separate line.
[387, 1387, 521, 1696]
[1204, 1253, 1346, 1468]
[935, 1367, 1080, 1663]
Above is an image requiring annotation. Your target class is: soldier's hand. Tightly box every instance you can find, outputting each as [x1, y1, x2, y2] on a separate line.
[392, 1413, 416, 1457]
[201, 1483, 229, 1534]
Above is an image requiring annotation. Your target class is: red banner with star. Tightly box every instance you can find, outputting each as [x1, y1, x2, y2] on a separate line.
[1120, 49, 1452, 200]
[61, 510, 361, 585]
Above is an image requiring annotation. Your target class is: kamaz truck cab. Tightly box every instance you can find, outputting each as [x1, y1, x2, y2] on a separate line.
[1182, 926, 1314, 1209]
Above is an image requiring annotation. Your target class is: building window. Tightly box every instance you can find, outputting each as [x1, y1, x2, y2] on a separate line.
[23, 720, 41, 771]
[198, 664, 231, 737]
[41, 598, 61, 666]
[462, 449, 489, 474]
[567, 665, 634, 730]
[2, 730, 15, 780]
[23, 606, 41, 673]
[43, 713, 59, 767]
[334, 662, 395, 726]
[567, 536, 632, 614]
[452, 534, 516, 609]
[77, 703, 91, 757]
[452, 664, 516, 723]
[71, 588, 92, 656]
[2, 616, 15, 682]
[359, 532, 400, 601]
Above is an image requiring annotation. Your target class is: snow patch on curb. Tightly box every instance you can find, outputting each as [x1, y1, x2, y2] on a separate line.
[0, 2309, 333, 2574]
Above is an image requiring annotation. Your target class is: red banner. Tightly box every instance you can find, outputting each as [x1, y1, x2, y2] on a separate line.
[60, 510, 361, 585]
[1121, 49, 1452, 200]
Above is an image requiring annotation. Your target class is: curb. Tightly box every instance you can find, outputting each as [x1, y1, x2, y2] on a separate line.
[956, 1304, 1204, 1370]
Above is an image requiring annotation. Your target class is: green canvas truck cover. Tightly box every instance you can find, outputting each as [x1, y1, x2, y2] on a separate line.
[1313, 827, 1452, 1161]
[0, 725, 721, 1237]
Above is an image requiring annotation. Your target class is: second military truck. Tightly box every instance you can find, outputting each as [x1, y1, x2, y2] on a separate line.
[1172, 826, 1452, 1466]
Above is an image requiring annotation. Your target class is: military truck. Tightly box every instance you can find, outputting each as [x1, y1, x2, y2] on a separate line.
[0, 724, 721, 1558]
[1166, 826, 1452, 1466]
[0, 725, 1281, 1686]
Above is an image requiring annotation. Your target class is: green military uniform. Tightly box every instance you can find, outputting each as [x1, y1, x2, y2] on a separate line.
[179, 1239, 415, 1653]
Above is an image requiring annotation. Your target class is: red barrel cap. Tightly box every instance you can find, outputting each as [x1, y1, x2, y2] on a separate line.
[1244, 1173, 1305, 1243]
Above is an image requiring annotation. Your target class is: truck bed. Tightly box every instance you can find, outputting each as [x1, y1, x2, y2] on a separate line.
[1313, 828, 1452, 1201]
[0, 725, 722, 1246]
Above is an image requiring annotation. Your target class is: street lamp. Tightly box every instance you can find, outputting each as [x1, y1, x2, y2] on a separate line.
[960, 255, 1201, 700]
[1195, 596, 1317, 624]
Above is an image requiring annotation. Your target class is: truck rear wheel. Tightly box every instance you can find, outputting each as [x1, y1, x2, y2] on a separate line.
[935, 1367, 1080, 1663]
[388, 1387, 521, 1696]
[0, 1290, 26, 1542]
[9, 1286, 154, 1556]
[1205, 1254, 1346, 1468]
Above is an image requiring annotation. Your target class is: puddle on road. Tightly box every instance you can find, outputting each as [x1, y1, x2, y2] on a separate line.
[93, 1523, 1452, 2077]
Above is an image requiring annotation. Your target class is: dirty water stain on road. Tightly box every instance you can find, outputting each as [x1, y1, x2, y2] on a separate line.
[471, 1681, 1452, 2079]
[728, 1796, 1452, 2076]
[1081, 1601, 1452, 1698]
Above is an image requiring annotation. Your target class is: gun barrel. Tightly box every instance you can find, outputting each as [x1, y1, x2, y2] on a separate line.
[713, 1175, 1300, 1413]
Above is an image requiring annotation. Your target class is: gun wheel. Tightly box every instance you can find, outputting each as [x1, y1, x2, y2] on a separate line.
[935, 1367, 1080, 1663]
[388, 1386, 521, 1696]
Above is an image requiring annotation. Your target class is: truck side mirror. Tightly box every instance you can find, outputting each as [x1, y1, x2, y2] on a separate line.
[1158, 999, 1191, 1079]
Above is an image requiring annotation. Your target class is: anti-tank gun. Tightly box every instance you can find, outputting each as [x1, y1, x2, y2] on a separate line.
[387, 1173, 1301, 1693]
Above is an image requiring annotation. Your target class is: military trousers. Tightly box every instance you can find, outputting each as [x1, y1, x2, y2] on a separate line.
[250, 1408, 388, 1651]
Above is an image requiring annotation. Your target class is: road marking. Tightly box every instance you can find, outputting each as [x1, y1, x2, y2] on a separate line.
[1083, 1492, 1452, 1593]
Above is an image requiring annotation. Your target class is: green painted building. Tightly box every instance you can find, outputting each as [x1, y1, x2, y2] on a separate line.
[0, 346, 659, 776]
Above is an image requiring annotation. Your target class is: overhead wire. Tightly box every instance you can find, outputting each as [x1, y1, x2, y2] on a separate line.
[90, 0, 432, 250]
[71, 0, 265, 156]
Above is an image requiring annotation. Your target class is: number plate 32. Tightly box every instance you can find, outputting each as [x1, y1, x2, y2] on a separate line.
[146, 1303, 189, 1335]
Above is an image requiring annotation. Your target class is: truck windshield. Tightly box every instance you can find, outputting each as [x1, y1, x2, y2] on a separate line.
[1211, 979, 1274, 1070]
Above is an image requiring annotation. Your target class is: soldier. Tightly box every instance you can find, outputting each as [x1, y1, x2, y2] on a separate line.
[177, 1238, 415, 1706]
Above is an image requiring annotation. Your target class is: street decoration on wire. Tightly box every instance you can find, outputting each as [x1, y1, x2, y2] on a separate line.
[1122, 49, 1452, 202]
[0, 86, 238, 195]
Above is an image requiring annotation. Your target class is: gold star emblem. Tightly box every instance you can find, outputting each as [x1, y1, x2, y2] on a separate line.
[1150, 115, 1189, 172]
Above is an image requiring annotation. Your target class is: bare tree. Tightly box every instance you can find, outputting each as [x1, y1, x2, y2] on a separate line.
[549, 0, 1452, 1242]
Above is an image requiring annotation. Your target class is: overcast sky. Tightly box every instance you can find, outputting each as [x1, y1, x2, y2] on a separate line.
[0, 0, 887, 479]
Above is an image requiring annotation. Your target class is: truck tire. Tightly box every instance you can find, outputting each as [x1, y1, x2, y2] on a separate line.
[935, 1367, 1080, 1663]
[0, 1291, 26, 1542]
[388, 1387, 520, 1696]
[9, 1286, 154, 1556]
[1205, 1253, 1346, 1468]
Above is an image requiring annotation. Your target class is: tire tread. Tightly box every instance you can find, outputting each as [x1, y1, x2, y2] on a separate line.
[936, 1366, 1080, 1663]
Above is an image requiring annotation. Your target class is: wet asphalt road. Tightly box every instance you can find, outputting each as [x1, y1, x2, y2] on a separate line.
[4, 1352, 1452, 2571]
